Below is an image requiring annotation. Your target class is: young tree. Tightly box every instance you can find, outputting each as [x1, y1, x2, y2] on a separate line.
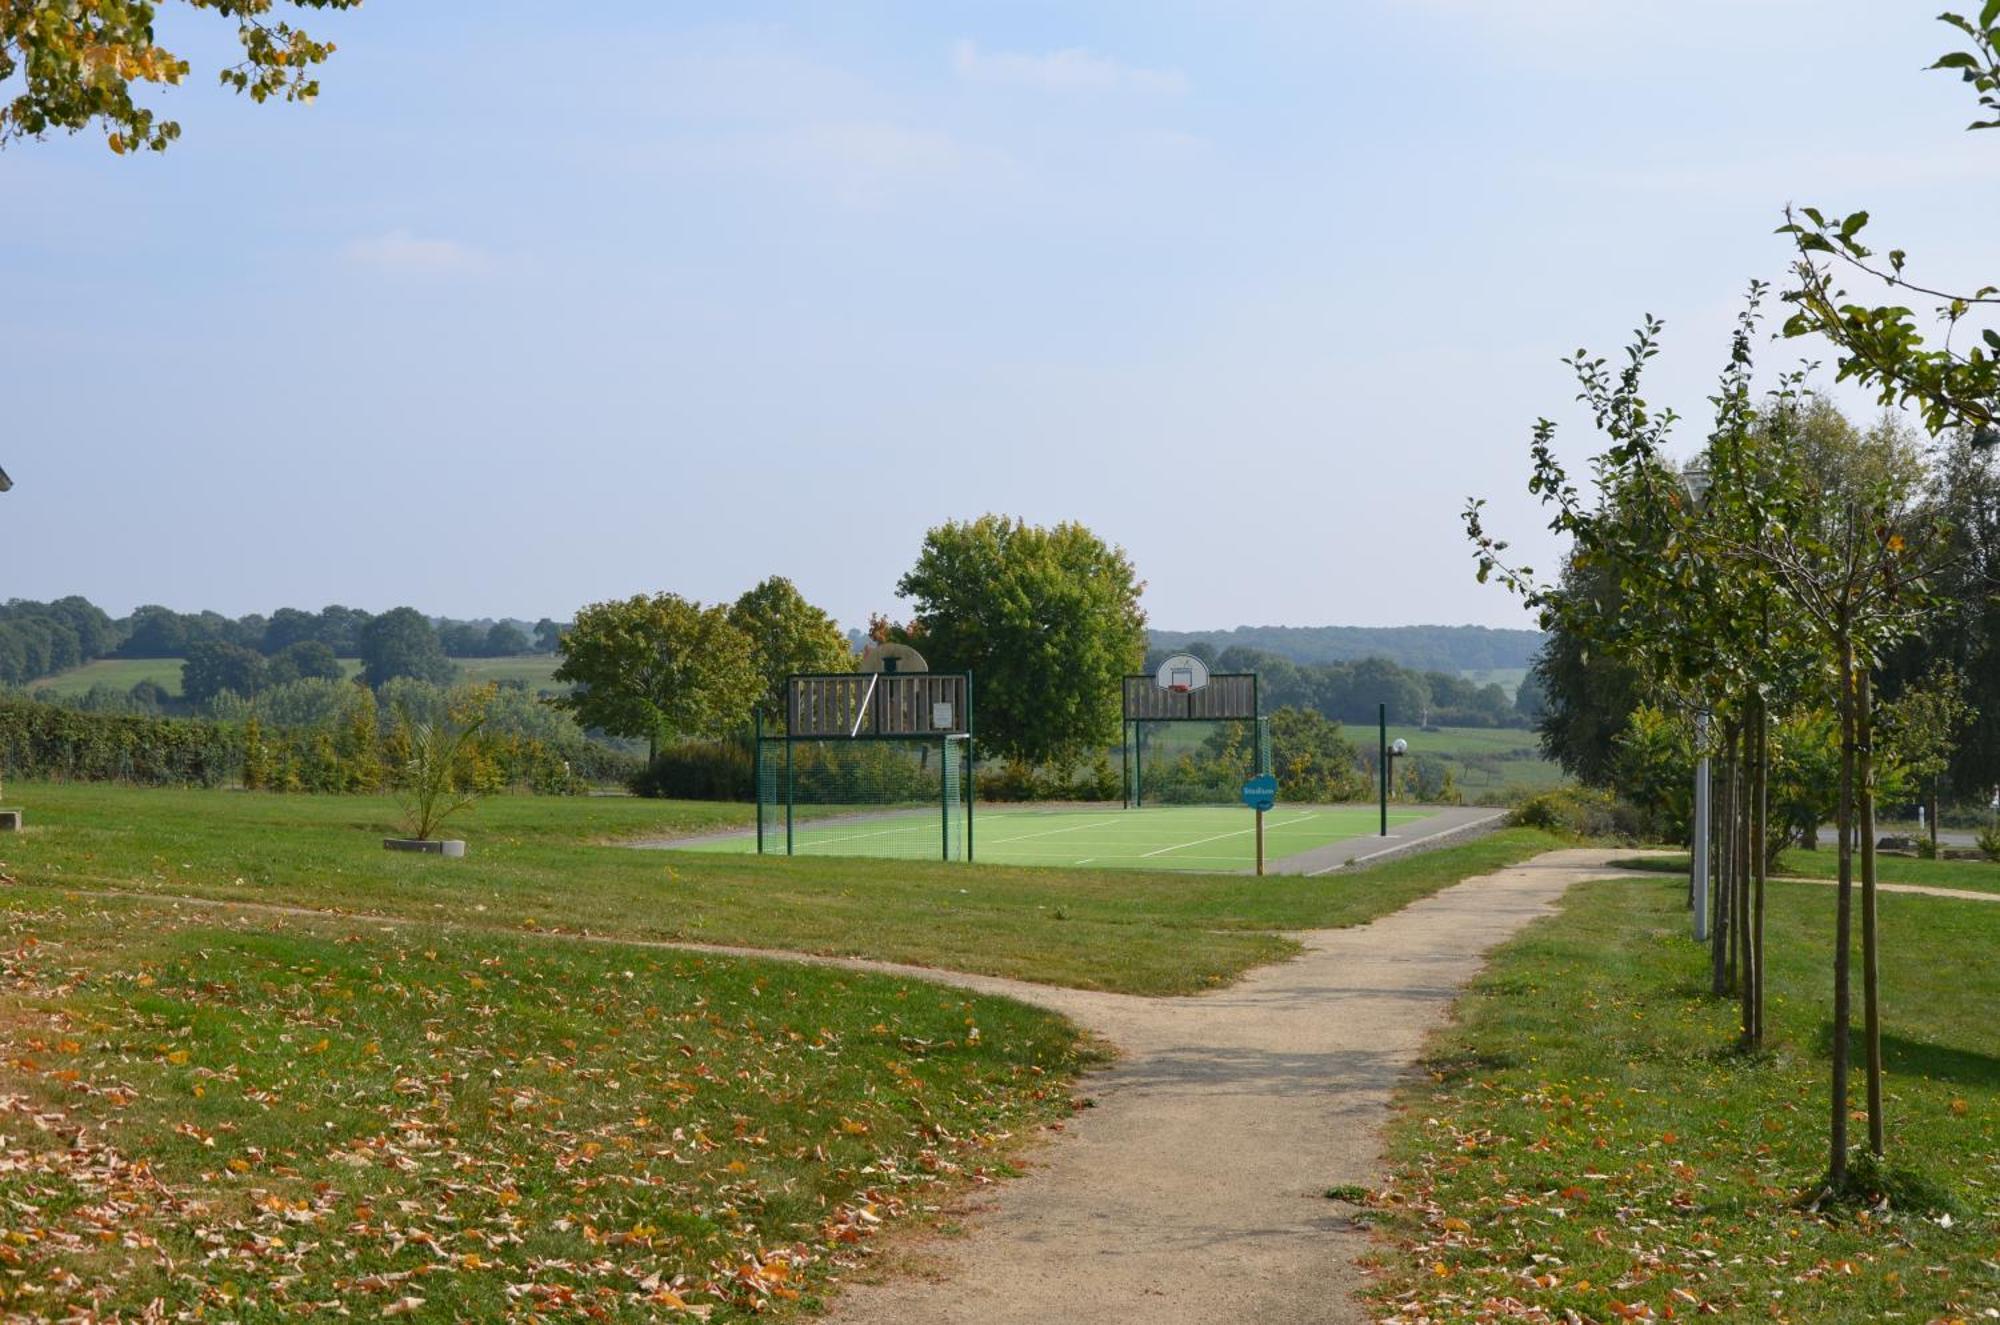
[1778, 10, 2000, 442]
[896, 516, 1147, 766]
[1879, 664, 1977, 851]
[2, 1, 360, 155]
[358, 608, 455, 689]
[729, 576, 852, 723]
[553, 594, 762, 760]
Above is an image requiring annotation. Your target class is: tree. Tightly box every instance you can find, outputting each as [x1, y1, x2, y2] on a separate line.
[438, 622, 488, 658]
[485, 622, 530, 657]
[1, 1, 359, 155]
[553, 594, 762, 759]
[1777, 10, 2000, 441]
[896, 516, 1147, 765]
[532, 619, 564, 653]
[358, 607, 455, 689]
[181, 640, 267, 707]
[728, 576, 852, 723]
[265, 639, 344, 687]
[1879, 663, 1976, 852]
[1267, 706, 1367, 802]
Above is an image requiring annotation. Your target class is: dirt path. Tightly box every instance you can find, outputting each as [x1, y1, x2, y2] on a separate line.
[824, 848, 1640, 1325]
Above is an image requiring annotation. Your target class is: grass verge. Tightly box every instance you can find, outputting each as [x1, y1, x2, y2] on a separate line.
[1370, 873, 2000, 1322]
[1, 783, 1561, 996]
[0, 891, 1092, 1319]
[1612, 849, 2000, 895]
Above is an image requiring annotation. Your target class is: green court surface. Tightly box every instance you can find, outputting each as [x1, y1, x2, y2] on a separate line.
[676, 804, 1428, 873]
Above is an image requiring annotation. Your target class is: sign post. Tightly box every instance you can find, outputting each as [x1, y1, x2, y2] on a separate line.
[1241, 774, 1278, 876]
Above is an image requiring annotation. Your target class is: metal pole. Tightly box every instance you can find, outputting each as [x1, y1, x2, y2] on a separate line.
[1379, 703, 1388, 836]
[1256, 808, 1265, 876]
[754, 712, 764, 855]
[966, 672, 976, 863]
[941, 734, 950, 862]
[1692, 709, 1711, 942]
[785, 731, 795, 856]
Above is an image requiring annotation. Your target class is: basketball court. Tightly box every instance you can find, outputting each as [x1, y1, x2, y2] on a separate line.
[664, 802, 1456, 872]
[687, 646, 1489, 873]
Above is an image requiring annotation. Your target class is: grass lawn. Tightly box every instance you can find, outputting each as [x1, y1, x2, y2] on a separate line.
[0, 890, 1090, 1319]
[0, 783, 1560, 996]
[1612, 850, 2000, 896]
[1371, 873, 2000, 1322]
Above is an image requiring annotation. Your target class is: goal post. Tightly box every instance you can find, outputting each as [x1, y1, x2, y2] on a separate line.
[756, 671, 975, 861]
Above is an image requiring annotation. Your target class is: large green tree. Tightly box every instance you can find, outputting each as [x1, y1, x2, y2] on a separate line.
[728, 577, 852, 723]
[896, 516, 1147, 766]
[553, 594, 762, 759]
[2, 0, 359, 155]
[358, 607, 455, 689]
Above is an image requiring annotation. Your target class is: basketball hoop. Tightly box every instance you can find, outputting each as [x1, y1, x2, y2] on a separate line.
[1155, 653, 1211, 695]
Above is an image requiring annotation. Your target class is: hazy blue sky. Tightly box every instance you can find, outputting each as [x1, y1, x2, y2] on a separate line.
[4, 1, 1993, 633]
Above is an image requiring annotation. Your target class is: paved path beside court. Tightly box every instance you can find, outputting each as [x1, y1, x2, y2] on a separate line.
[823, 848, 1642, 1325]
[1265, 804, 1507, 876]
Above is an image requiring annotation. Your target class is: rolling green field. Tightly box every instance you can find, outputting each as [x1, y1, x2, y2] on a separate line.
[30, 654, 564, 698]
[1457, 665, 1530, 696]
[1380, 724, 1564, 800]
[682, 803, 1427, 871]
[1373, 872, 2000, 1322]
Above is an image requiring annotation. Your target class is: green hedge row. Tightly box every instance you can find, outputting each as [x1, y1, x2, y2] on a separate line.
[0, 700, 638, 793]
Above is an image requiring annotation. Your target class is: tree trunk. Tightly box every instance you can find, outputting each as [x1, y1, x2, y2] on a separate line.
[1736, 727, 1752, 1035]
[1928, 779, 1940, 854]
[1830, 639, 1856, 1193]
[1752, 695, 1769, 1049]
[1859, 671, 1885, 1158]
[1712, 732, 1734, 996]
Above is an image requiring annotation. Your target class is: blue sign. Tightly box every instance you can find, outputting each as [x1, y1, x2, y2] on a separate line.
[1241, 774, 1278, 813]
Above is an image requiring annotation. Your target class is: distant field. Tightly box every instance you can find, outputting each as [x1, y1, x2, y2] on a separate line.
[456, 654, 566, 690]
[30, 654, 563, 698]
[1457, 666, 1529, 696]
[27, 657, 194, 697]
[1372, 723, 1563, 801]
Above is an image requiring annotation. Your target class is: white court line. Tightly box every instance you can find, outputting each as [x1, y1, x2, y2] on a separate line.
[795, 821, 930, 849]
[1139, 812, 1318, 859]
[978, 815, 1124, 847]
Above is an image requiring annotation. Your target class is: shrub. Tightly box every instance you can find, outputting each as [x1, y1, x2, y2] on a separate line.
[1977, 822, 2000, 863]
[631, 740, 755, 800]
[1508, 786, 1647, 840]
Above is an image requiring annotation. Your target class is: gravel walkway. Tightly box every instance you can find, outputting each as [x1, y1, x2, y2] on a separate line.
[825, 847, 1642, 1325]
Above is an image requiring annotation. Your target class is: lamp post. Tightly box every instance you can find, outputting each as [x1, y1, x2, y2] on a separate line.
[1681, 459, 1713, 944]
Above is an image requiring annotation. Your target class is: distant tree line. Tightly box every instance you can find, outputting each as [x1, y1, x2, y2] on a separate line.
[1142, 643, 1534, 730]
[1145, 623, 1543, 673]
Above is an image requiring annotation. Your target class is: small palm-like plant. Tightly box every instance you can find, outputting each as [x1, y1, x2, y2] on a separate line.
[396, 711, 487, 841]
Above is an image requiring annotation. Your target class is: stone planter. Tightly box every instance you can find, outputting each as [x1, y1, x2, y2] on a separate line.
[383, 837, 465, 857]
[0, 809, 20, 832]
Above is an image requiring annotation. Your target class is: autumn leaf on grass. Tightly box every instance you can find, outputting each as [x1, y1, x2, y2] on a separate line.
[382, 1298, 425, 1318]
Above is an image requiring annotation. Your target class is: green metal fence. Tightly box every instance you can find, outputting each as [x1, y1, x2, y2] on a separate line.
[1123, 716, 1270, 807]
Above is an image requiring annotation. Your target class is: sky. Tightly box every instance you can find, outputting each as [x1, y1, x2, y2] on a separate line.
[4, 1, 1995, 634]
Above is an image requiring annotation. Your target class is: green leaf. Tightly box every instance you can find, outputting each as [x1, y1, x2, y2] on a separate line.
[1931, 51, 1983, 69]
